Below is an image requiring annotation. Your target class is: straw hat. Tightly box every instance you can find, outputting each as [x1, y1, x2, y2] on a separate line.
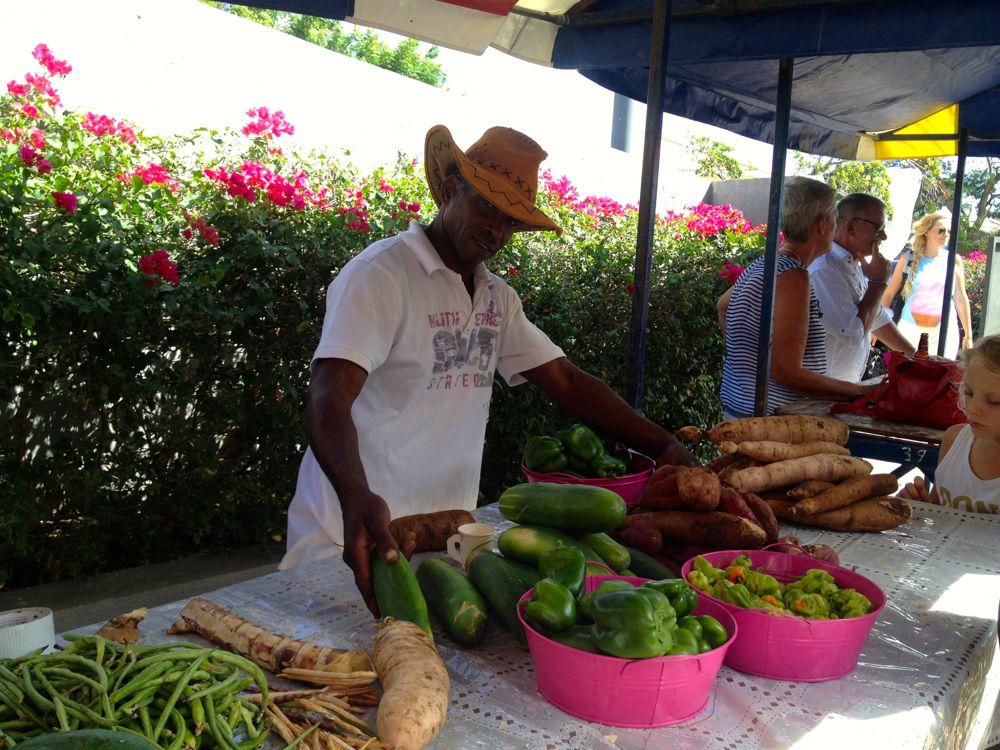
[425, 124, 561, 235]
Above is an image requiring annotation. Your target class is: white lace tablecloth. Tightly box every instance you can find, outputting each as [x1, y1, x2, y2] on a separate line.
[68, 502, 1000, 750]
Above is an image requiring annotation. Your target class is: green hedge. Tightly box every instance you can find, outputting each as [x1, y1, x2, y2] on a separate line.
[0, 45, 765, 588]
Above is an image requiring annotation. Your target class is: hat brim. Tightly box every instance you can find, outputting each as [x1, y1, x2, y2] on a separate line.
[425, 124, 561, 235]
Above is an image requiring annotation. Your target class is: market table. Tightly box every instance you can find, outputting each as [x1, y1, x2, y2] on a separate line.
[67, 503, 999, 750]
[776, 397, 945, 482]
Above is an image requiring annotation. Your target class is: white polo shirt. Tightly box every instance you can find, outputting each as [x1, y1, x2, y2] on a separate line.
[809, 242, 892, 382]
[281, 222, 564, 568]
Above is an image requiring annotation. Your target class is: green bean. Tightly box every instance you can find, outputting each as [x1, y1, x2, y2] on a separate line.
[20, 662, 55, 711]
[188, 694, 206, 736]
[185, 670, 245, 703]
[163, 707, 187, 750]
[204, 695, 239, 750]
[138, 704, 153, 738]
[0, 667, 24, 702]
[110, 651, 139, 694]
[110, 661, 174, 703]
[280, 723, 319, 750]
[33, 665, 114, 729]
[203, 651, 269, 714]
[24, 654, 109, 693]
[151, 652, 209, 744]
[237, 704, 260, 740]
[52, 694, 70, 732]
[134, 645, 209, 669]
[41, 666, 104, 696]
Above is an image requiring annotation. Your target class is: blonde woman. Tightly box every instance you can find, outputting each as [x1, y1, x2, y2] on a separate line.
[881, 212, 973, 358]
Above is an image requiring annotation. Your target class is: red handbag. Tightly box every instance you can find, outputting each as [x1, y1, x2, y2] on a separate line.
[830, 351, 966, 430]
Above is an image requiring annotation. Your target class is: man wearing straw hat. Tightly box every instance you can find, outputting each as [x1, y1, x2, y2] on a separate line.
[281, 124, 696, 612]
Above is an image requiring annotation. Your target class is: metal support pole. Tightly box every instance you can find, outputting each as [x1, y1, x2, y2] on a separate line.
[753, 57, 794, 416]
[611, 93, 633, 152]
[626, 0, 672, 409]
[938, 128, 967, 356]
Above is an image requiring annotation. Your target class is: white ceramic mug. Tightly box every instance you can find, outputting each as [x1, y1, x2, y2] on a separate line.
[446, 523, 496, 567]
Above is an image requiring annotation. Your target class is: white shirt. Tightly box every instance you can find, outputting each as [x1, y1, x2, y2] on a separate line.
[281, 222, 564, 568]
[934, 425, 1000, 514]
[809, 242, 892, 382]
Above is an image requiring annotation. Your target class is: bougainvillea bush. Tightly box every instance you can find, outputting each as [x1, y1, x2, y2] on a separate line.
[2, 44, 765, 587]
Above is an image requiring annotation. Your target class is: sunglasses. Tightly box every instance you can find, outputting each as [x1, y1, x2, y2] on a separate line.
[935, 227, 950, 236]
[852, 216, 885, 234]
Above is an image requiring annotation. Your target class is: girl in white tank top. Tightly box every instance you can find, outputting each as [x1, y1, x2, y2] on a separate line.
[900, 335, 1000, 514]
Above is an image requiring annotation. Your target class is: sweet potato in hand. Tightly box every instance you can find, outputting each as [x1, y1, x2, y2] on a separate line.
[389, 509, 475, 555]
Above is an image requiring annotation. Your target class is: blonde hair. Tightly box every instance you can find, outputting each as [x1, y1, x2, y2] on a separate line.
[961, 334, 1000, 377]
[903, 212, 947, 299]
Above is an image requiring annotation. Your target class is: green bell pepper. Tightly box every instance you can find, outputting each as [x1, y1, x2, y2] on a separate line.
[666, 626, 700, 655]
[550, 624, 601, 653]
[577, 579, 635, 621]
[562, 423, 605, 463]
[590, 454, 628, 478]
[677, 615, 703, 642]
[696, 614, 729, 648]
[537, 547, 586, 599]
[523, 435, 569, 473]
[523, 578, 577, 635]
[590, 586, 676, 659]
[643, 578, 698, 618]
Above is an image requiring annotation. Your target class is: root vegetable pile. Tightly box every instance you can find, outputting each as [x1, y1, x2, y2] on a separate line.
[619, 416, 912, 570]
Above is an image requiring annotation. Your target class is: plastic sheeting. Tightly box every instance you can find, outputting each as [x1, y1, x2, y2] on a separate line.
[69, 501, 1000, 749]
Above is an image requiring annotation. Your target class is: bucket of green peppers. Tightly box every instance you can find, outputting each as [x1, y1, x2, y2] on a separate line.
[516, 574, 737, 727]
[520, 425, 654, 506]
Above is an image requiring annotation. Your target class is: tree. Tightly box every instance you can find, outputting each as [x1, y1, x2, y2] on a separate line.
[688, 136, 747, 180]
[202, 2, 447, 87]
[794, 154, 893, 217]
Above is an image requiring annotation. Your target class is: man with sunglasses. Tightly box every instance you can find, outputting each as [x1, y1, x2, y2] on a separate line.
[809, 193, 915, 381]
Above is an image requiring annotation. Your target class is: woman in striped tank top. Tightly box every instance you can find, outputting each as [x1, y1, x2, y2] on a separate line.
[716, 177, 880, 418]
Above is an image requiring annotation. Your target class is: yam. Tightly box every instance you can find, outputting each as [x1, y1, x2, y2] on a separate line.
[97, 607, 147, 645]
[389, 509, 475, 554]
[786, 480, 837, 499]
[676, 425, 704, 443]
[704, 451, 743, 474]
[742, 492, 780, 543]
[726, 454, 872, 494]
[790, 474, 899, 518]
[676, 468, 721, 511]
[784, 496, 912, 532]
[610, 516, 663, 555]
[620, 510, 766, 550]
[717, 487, 756, 523]
[178, 598, 370, 673]
[733, 440, 850, 463]
[708, 416, 849, 446]
[373, 619, 450, 750]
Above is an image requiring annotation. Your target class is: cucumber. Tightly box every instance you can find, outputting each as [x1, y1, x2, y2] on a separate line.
[416, 558, 488, 647]
[17, 729, 160, 749]
[575, 531, 631, 572]
[371, 554, 433, 638]
[622, 545, 677, 580]
[467, 550, 540, 644]
[497, 524, 603, 567]
[498, 482, 627, 532]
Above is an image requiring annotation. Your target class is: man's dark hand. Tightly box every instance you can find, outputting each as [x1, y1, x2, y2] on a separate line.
[340, 489, 399, 616]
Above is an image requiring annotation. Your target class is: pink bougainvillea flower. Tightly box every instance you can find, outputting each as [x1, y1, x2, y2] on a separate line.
[241, 106, 295, 139]
[719, 262, 746, 286]
[81, 113, 138, 144]
[139, 249, 179, 286]
[7, 80, 29, 97]
[507, 266, 518, 276]
[378, 178, 394, 193]
[118, 163, 179, 191]
[19, 145, 38, 167]
[51, 191, 77, 214]
[29, 129, 45, 149]
[21, 103, 40, 119]
[966, 250, 987, 262]
[36, 158, 52, 175]
[32, 44, 72, 77]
